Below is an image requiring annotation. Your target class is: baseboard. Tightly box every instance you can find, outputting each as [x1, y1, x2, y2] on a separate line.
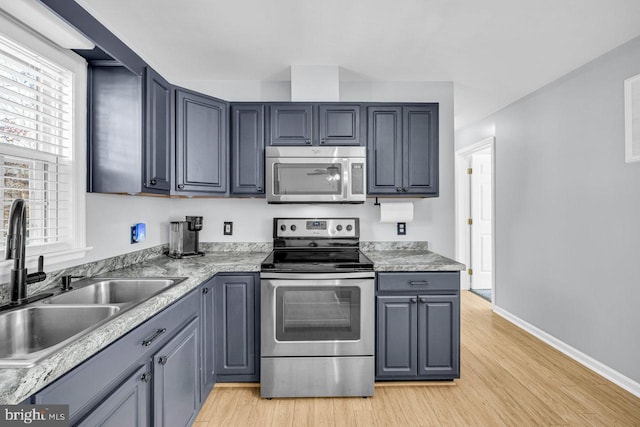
[493, 305, 640, 398]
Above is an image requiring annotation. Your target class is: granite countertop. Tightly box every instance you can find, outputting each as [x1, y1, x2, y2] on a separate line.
[0, 241, 464, 404]
[0, 248, 270, 405]
[360, 242, 466, 272]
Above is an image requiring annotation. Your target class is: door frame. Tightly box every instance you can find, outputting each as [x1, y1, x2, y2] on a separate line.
[454, 137, 496, 306]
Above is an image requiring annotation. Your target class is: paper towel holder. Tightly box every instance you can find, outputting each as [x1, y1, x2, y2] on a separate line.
[373, 197, 381, 206]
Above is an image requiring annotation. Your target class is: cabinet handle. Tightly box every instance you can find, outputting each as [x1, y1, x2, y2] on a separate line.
[178, 184, 185, 189]
[402, 188, 408, 192]
[158, 356, 168, 365]
[202, 287, 209, 294]
[409, 281, 429, 286]
[410, 298, 417, 303]
[140, 372, 152, 383]
[256, 186, 263, 192]
[396, 187, 402, 192]
[150, 179, 157, 186]
[320, 138, 326, 144]
[142, 328, 166, 346]
[419, 297, 428, 303]
[305, 139, 312, 144]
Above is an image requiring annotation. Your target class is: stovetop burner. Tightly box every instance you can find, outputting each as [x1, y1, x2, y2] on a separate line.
[261, 218, 374, 273]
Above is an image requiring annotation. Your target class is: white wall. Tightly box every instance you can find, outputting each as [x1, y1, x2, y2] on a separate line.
[456, 36, 640, 385]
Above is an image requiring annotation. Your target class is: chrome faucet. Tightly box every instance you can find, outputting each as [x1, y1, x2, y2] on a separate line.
[5, 199, 46, 305]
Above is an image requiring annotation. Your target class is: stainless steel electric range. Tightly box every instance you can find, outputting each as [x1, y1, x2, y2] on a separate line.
[260, 218, 375, 398]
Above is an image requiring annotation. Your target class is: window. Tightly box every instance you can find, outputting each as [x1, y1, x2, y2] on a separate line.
[0, 13, 87, 272]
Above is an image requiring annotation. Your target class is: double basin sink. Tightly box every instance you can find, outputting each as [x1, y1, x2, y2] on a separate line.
[0, 277, 186, 368]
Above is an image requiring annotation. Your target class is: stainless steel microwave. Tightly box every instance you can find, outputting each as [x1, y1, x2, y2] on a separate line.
[265, 146, 366, 203]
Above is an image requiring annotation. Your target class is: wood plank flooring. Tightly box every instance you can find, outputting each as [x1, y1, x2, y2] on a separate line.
[195, 291, 640, 426]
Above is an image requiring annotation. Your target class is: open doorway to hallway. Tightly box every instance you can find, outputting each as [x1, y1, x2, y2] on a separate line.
[455, 138, 495, 305]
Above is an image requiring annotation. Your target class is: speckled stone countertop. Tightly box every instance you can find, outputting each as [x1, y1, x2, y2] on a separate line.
[0, 241, 463, 404]
[0, 245, 270, 405]
[361, 242, 466, 272]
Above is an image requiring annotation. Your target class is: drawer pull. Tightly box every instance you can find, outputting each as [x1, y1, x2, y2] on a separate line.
[409, 281, 429, 286]
[142, 328, 166, 347]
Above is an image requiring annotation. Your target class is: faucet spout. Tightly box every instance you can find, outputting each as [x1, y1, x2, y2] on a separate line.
[5, 199, 46, 304]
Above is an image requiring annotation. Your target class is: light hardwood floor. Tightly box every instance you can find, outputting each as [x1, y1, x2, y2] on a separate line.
[195, 291, 640, 426]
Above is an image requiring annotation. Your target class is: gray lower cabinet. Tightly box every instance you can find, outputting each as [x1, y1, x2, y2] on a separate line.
[153, 317, 200, 427]
[77, 365, 149, 427]
[230, 104, 265, 196]
[175, 89, 228, 194]
[200, 278, 216, 399]
[213, 273, 259, 382]
[33, 290, 200, 426]
[376, 272, 460, 380]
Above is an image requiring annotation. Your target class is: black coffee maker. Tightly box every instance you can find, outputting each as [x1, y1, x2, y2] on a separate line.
[168, 216, 204, 258]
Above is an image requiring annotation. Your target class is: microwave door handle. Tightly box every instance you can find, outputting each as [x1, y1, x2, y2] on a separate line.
[343, 159, 350, 200]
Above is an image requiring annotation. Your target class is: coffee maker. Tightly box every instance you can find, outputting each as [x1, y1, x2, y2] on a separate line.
[168, 216, 204, 258]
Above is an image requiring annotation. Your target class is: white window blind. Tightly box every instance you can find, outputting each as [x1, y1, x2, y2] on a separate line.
[0, 34, 73, 249]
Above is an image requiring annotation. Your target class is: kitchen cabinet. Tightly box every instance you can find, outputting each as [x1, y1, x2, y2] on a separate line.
[376, 272, 460, 380]
[33, 290, 200, 425]
[88, 65, 173, 195]
[175, 89, 228, 194]
[231, 104, 265, 195]
[267, 103, 363, 146]
[200, 277, 216, 399]
[214, 273, 260, 382]
[367, 104, 439, 196]
[153, 317, 200, 427]
[76, 365, 149, 427]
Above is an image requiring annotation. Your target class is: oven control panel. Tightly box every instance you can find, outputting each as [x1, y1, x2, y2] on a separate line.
[274, 218, 358, 238]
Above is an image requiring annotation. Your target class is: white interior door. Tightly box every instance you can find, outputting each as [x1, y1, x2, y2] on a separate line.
[470, 149, 492, 290]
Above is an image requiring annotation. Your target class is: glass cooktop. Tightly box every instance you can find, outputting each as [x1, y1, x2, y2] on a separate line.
[261, 248, 374, 272]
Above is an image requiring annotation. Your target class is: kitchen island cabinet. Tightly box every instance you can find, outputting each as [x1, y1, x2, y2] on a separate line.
[376, 272, 460, 381]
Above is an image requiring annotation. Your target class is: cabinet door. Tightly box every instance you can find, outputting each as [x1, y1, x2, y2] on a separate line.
[417, 294, 460, 379]
[77, 365, 149, 427]
[175, 90, 227, 194]
[231, 105, 265, 195]
[200, 279, 215, 401]
[153, 318, 200, 427]
[402, 105, 438, 195]
[318, 104, 362, 146]
[214, 274, 257, 379]
[268, 104, 313, 145]
[144, 67, 172, 193]
[367, 106, 403, 194]
[376, 296, 417, 379]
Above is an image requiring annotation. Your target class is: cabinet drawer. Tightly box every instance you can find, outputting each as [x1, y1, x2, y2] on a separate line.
[34, 289, 199, 422]
[377, 272, 458, 293]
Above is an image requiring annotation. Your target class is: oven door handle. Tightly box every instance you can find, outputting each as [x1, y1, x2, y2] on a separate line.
[260, 272, 375, 280]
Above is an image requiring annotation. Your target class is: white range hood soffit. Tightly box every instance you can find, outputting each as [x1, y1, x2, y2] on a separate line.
[290, 65, 339, 102]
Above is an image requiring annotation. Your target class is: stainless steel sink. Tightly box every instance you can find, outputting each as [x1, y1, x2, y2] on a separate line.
[0, 277, 186, 367]
[45, 278, 182, 305]
[0, 305, 119, 367]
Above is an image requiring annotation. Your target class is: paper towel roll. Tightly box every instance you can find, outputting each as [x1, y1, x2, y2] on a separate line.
[379, 202, 414, 223]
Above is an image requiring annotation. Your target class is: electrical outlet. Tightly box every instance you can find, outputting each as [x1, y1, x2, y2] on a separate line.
[397, 222, 406, 235]
[224, 221, 233, 235]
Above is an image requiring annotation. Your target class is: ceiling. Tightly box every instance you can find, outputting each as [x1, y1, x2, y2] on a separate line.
[75, 0, 640, 129]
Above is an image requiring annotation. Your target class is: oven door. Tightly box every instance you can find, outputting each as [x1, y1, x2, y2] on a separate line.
[261, 273, 374, 357]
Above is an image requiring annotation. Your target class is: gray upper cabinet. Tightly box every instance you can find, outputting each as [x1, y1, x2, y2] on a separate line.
[88, 65, 173, 195]
[268, 103, 363, 146]
[175, 89, 228, 194]
[144, 67, 173, 193]
[268, 104, 313, 145]
[367, 104, 439, 196]
[231, 104, 265, 195]
[318, 104, 362, 145]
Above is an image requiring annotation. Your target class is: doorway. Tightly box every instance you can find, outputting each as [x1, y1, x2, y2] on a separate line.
[455, 138, 495, 305]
